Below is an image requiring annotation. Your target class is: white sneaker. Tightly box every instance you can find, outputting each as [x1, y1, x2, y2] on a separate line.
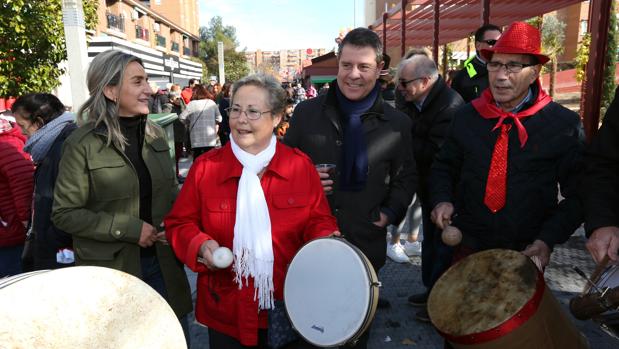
[404, 241, 422, 256]
[387, 242, 410, 263]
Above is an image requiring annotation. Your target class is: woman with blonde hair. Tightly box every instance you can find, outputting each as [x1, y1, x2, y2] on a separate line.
[51, 50, 192, 342]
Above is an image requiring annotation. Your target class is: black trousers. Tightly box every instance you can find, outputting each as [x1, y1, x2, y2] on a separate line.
[192, 146, 215, 160]
[420, 199, 453, 290]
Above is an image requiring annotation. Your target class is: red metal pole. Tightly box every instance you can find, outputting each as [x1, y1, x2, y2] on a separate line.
[383, 12, 388, 53]
[581, 0, 613, 141]
[433, 0, 439, 65]
[401, 0, 408, 57]
[482, 0, 490, 26]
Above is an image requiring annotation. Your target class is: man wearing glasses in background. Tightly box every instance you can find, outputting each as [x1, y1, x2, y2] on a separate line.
[395, 54, 463, 322]
[430, 22, 585, 271]
[451, 24, 502, 102]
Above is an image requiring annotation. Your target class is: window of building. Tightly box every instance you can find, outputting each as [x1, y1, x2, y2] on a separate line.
[106, 11, 125, 32]
[580, 20, 588, 36]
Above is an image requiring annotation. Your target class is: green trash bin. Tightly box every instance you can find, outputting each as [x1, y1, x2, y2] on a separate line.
[148, 113, 178, 173]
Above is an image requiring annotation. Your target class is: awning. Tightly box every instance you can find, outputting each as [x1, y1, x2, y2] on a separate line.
[310, 76, 336, 84]
[371, 0, 584, 48]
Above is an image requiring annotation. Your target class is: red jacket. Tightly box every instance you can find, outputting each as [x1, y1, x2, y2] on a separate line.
[181, 87, 193, 105]
[0, 126, 34, 247]
[165, 142, 338, 346]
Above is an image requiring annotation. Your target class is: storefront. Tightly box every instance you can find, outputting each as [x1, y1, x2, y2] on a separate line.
[88, 36, 202, 88]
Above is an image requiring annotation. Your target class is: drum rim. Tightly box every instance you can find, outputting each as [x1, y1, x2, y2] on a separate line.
[283, 237, 380, 347]
[430, 249, 546, 345]
[0, 270, 51, 290]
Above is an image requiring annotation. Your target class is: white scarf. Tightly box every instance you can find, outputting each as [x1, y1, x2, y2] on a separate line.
[230, 134, 277, 310]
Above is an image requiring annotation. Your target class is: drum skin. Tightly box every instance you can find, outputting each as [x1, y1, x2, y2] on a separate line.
[0, 266, 186, 349]
[284, 238, 379, 347]
[428, 249, 589, 349]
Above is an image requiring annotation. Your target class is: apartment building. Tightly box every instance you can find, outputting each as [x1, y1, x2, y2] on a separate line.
[90, 0, 202, 87]
[245, 48, 329, 82]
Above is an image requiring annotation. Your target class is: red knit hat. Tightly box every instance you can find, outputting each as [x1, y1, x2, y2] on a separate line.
[480, 22, 549, 65]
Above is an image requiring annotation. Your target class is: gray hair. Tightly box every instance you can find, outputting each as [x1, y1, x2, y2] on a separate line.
[231, 73, 287, 115]
[78, 50, 143, 150]
[396, 54, 439, 82]
[404, 47, 432, 60]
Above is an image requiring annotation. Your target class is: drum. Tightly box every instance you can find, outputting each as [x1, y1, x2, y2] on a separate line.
[284, 237, 380, 347]
[0, 266, 186, 349]
[570, 264, 619, 340]
[428, 249, 589, 349]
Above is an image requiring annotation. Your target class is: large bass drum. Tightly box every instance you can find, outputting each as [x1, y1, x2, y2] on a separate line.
[284, 237, 380, 347]
[428, 249, 589, 349]
[0, 266, 186, 349]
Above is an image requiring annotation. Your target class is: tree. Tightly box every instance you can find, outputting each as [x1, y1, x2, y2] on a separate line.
[600, 0, 617, 116]
[0, 0, 98, 97]
[574, 2, 617, 119]
[199, 16, 249, 83]
[540, 15, 566, 98]
[574, 33, 590, 84]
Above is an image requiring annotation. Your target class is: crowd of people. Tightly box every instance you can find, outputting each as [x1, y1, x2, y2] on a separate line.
[0, 20, 618, 349]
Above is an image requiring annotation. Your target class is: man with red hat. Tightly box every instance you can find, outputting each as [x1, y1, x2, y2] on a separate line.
[429, 21, 585, 267]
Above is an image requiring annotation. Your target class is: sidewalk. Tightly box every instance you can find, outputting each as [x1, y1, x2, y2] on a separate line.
[179, 157, 618, 348]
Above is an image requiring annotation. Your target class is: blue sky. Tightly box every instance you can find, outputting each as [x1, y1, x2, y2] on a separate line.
[199, 0, 366, 51]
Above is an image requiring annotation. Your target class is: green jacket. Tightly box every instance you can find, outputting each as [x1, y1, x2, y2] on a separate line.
[52, 120, 192, 317]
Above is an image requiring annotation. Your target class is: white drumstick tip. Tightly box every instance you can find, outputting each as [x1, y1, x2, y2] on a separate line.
[441, 226, 462, 246]
[212, 247, 234, 268]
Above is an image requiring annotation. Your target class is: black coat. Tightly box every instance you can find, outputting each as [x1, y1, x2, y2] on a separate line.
[33, 123, 77, 269]
[584, 87, 619, 236]
[284, 82, 417, 271]
[451, 56, 489, 103]
[430, 86, 585, 251]
[398, 76, 464, 201]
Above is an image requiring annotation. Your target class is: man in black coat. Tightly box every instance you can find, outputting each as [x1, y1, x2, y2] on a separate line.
[396, 54, 464, 321]
[451, 24, 502, 103]
[584, 87, 619, 264]
[284, 28, 417, 348]
[431, 22, 584, 270]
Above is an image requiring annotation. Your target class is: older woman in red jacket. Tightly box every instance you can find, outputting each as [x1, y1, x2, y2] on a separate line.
[165, 73, 338, 349]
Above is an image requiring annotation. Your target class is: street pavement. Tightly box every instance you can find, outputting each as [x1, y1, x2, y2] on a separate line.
[178, 158, 618, 348]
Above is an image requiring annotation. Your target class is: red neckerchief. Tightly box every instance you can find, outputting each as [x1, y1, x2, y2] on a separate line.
[471, 80, 552, 148]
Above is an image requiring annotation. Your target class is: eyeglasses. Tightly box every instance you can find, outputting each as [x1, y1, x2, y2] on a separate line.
[226, 106, 272, 120]
[399, 77, 425, 88]
[486, 61, 537, 74]
[480, 39, 498, 46]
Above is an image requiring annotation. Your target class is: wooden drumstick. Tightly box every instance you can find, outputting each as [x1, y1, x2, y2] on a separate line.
[582, 255, 610, 295]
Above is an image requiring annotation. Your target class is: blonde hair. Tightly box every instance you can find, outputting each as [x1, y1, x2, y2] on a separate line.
[78, 50, 143, 150]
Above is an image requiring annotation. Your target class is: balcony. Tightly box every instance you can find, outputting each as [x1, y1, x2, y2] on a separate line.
[106, 13, 125, 32]
[183, 47, 191, 56]
[156, 35, 166, 48]
[171, 42, 180, 52]
[135, 25, 149, 41]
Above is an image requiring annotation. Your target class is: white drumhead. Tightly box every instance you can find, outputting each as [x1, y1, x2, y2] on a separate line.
[284, 238, 372, 347]
[0, 266, 186, 349]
